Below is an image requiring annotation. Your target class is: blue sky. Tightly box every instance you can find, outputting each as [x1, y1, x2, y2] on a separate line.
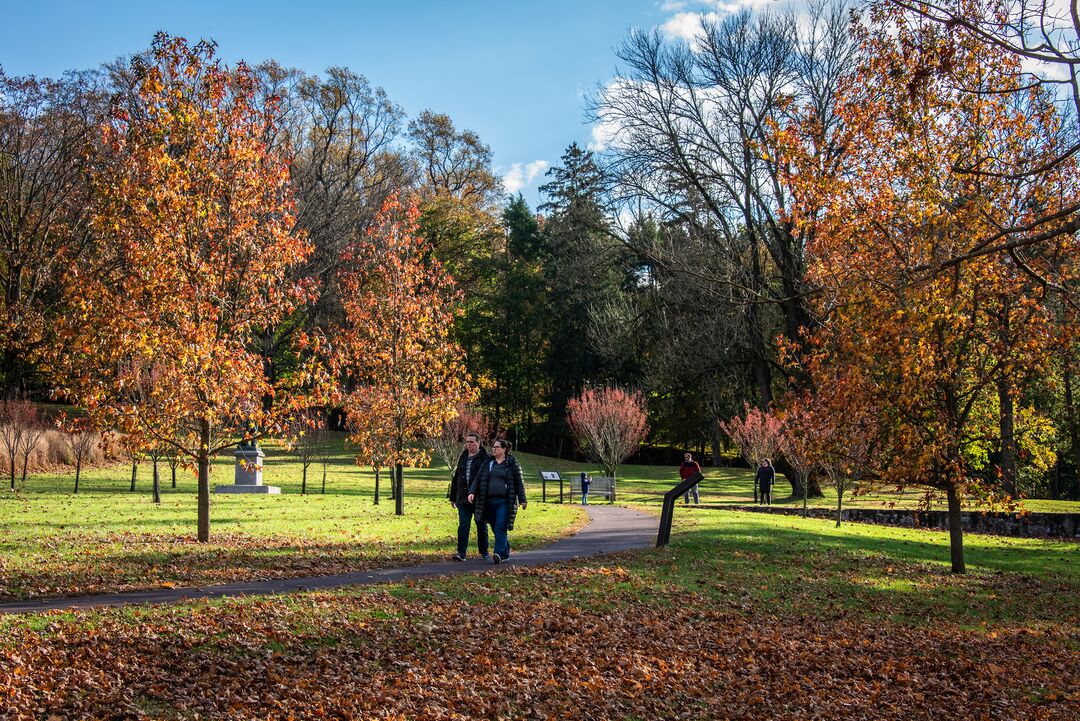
[1, 0, 761, 206]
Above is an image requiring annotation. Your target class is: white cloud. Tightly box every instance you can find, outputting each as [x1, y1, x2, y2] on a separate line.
[502, 159, 550, 195]
[588, 115, 620, 153]
[1020, 56, 1074, 83]
[660, 11, 720, 44]
[660, 0, 784, 44]
[708, 0, 778, 14]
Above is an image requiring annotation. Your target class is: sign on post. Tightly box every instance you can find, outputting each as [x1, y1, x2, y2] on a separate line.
[540, 471, 563, 503]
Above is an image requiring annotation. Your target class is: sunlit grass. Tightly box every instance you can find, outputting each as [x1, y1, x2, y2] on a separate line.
[514, 451, 1080, 513]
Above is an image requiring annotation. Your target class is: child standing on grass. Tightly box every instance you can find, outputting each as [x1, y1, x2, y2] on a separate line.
[580, 471, 591, 505]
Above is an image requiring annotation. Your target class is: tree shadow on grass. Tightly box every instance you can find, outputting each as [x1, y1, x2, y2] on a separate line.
[651, 517, 1080, 628]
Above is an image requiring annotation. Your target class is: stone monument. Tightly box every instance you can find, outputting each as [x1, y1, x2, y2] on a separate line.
[214, 440, 280, 494]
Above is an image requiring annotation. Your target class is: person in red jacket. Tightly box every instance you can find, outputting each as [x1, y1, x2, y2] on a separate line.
[680, 452, 701, 504]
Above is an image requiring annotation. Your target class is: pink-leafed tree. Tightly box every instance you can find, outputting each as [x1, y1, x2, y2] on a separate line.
[427, 405, 493, 471]
[720, 402, 785, 502]
[566, 386, 649, 501]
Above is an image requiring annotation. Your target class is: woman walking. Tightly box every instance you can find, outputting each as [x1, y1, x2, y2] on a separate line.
[756, 458, 775, 506]
[468, 439, 527, 564]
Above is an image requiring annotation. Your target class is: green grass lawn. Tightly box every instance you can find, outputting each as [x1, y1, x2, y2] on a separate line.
[0, 433, 584, 600]
[517, 451, 1080, 513]
[1, 437, 1076, 602]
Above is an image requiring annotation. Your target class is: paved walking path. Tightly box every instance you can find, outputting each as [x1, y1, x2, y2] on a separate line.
[0, 505, 657, 614]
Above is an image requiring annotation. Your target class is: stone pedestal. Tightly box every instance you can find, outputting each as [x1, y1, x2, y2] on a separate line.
[214, 446, 280, 494]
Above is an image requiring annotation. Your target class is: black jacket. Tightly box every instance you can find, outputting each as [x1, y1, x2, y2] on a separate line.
[449, 446, 489, 505]
[469, 455, 527, 530]
[755, 465, 776, 489]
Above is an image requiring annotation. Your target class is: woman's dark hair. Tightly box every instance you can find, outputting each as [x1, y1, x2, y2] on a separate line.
[493, 439, 512, 452]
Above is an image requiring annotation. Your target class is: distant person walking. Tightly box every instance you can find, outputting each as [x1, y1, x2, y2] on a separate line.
[756, 459, 775, 506]
[579, 471, 591, 505]
[468, 439, 527, 564]
[448, 432, 489, 562]
[680, 452, 701, 504]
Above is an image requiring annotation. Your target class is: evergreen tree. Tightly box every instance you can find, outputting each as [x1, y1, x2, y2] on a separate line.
[538, 143, 624, 455]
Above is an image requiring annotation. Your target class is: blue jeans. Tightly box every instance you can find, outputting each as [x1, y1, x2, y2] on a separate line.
[484, 496, 510, 558]
[684, 483, 699, 504]
[457, 502, 489, 557]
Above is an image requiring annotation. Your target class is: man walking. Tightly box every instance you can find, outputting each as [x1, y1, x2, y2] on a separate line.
[448, 432, 490, 561]
[680, 452, 701, 504]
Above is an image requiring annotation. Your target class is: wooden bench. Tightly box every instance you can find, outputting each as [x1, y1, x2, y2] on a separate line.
[569, 475, 614, 503]
[540, 471, 616, 503]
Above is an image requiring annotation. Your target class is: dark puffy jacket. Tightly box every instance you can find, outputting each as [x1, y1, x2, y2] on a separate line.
[448, 447, 489, 505]
[755, 465, 776, 489]
[469, 455, 527, 530]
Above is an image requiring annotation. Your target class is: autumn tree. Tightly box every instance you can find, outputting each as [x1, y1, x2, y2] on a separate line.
[566, 385, 649, 501]
[58, 34, 319, 542]
[778, 394, 818, 516]
[807, 373, 884, 527]
[720, 403, 786, 503]
[335, 195, 474, 515]
[782, 4, 1076, 570]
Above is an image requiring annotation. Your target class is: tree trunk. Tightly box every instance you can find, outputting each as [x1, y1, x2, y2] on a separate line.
[8, 450, 15, 490]
[301, 465, 307, 495]
[374, 466, 380, 505]
[152, 458, 161, 504]
[74, 459, 81, 494]
[802, 471, 808, 517]
[945, 481, 966, 574]
[2, 346, 26, 400]
[1065, 364, 1080, 494]
[321, 465, 326, 494]
[130, 459, 137, 491]
[394, 463, 404, 516]
[835, 485, 843, 527]
[711, 414, 723, 467]
[774, 456, 822, 499]
[197, 421, 211, 543]
[998, 376, 1018, 497]
[19, 451, 29, 487]
[171, 464, 177, 489]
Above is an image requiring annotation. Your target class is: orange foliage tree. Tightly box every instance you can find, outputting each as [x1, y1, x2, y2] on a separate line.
[57, 34, 319, 542]
[335, 195, 474, 516]
[781, 4, 1077, 570]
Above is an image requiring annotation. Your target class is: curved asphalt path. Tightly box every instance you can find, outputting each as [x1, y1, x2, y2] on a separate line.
[0, 505, 657, 614]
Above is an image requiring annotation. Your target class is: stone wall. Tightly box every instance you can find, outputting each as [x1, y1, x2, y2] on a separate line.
[715, 504, 1080, 539]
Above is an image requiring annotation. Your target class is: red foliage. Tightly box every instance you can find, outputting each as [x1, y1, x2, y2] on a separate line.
[719, 402, 785, 468]
[566, 385, 648, 483]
